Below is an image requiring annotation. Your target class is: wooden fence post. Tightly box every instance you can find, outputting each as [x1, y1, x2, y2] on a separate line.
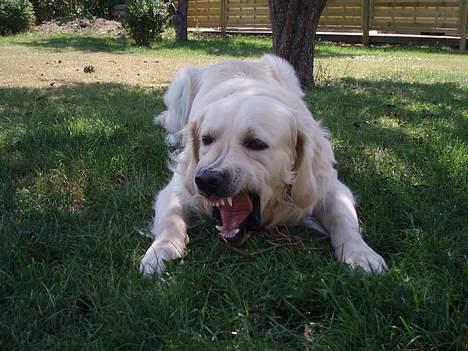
[362, 0, 370, 45]
[220, 0, 227, 36]
[460, 0, 467, 51]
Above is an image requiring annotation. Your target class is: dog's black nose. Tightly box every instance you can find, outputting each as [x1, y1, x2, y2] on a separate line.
[195, 169, 230, 196]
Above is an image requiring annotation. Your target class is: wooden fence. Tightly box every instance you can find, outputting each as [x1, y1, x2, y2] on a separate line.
[184, 0, 468, 50]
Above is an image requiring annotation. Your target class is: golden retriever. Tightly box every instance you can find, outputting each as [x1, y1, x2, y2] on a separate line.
[140, 55, 387, 275]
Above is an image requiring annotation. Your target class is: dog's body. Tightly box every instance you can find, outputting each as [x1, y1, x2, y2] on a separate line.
[140, 55, 387, 275]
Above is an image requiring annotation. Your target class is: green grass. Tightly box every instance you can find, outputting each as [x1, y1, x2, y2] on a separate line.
[0, 32, 467, 350]
[1, 31, 273, 58]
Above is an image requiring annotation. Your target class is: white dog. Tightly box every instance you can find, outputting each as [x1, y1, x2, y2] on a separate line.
[140, 54, 387, 275]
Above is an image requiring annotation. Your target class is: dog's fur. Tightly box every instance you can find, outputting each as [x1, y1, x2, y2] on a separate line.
[140, 55, 387, 275]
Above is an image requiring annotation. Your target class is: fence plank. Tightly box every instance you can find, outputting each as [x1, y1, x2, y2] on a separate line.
[363, 0, 370, 44]
[220, 0, 227, 35]
[182, 0, 466, 50]
[460, 0, 467, 50]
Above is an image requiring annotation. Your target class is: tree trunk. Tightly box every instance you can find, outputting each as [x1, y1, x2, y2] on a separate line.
[171, 0, 188, 42]
[268, 0, 327, 87]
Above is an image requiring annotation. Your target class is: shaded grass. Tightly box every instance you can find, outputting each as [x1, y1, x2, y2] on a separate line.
[3, 31, 466, 58]
[6, 32, 273, 57]
[0, 33, 467, 350]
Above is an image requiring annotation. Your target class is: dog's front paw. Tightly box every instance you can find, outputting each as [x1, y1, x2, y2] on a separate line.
[337, 241, 387, 273]
[139, 241, 184, 276]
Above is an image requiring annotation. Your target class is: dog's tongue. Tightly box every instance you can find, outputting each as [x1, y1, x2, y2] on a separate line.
[210, 192, 252, 237]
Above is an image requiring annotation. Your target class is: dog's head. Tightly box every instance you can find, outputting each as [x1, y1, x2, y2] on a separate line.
[183, 85, 335, 242]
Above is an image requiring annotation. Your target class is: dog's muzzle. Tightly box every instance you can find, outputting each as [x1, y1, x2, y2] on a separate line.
[195, 168, 232, 198]
[195, 169, 261, 243]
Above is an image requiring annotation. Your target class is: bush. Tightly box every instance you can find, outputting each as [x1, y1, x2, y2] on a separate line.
[30, 0, 79, 23]
[30, 1, 124, 23]
[124, 0, 168, 46]
[0, 0, 34, 35]
[83, 0, 122, 18]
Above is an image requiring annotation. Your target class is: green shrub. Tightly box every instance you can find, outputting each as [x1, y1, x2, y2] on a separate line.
[30, 1, 126, 23]
[124, 0, 168, 46]
[0, 0, 34, 35]
[30, 0, 82, 23]
[83, 0, 122, 18]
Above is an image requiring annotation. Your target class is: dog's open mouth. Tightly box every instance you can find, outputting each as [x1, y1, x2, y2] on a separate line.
[205, 192, 261, 242]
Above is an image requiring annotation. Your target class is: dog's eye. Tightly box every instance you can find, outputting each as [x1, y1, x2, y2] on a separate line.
[244, 138, 269, 151]
[202, 135, 214, 146]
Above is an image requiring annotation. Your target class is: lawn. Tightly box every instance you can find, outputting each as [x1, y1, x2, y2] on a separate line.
[0, 31, 467, 350]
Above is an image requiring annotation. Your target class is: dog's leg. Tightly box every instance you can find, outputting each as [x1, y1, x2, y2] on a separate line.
[139, 176, 189, 275]
[315, 180, 387, 273]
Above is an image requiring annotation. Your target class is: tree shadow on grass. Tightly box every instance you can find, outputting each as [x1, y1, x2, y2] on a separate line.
[306, 78, 467, 347]
[1, 79, 466, 350]
[306, 78, 467, 259]
[16, 34, 134, 53]
[0, 82, 170, 259]
[14, 34, 365, 58]
[0, 82, 177, 348]
[16, 33, 273, 56]
[157, 34, 273, 57]
[16, 32, 465, 60]
[14, 32, 368, 58]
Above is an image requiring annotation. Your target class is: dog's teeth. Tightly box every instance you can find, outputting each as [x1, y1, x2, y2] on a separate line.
[216, 225, 224, 232]
[227, 197, 232, 207]
[224, 228, 240, 238]
[220, 199, 225, 206]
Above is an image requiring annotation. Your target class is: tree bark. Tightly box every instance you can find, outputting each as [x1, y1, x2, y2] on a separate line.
[268, 0, 327, 87]
[170, 0, 188, 42]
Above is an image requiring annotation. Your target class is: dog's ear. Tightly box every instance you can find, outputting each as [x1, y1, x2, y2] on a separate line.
[182, 121, 200, 194]
[259, 54, 304, 98]
[188, 121, 200, 162]
[154, 65, 200, 135]
[291, 125, 335, 209]
[291, 131, 315, 208]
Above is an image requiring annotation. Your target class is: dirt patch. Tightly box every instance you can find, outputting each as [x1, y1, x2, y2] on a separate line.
[0, 47, 198, 88]
[35, 17, 127, 36]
